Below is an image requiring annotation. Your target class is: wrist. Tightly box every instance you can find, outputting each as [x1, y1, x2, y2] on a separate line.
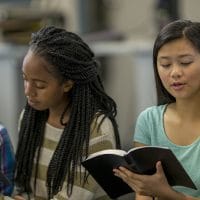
[158, 187, 187, 200]
[184, 196, 198, 200]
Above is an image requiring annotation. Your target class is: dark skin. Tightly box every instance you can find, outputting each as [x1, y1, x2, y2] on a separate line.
[14, 50, 74, 200]
[22, 50, 74, 128]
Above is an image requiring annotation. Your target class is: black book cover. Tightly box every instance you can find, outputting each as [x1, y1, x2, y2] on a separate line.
[82, 146, 197, 199]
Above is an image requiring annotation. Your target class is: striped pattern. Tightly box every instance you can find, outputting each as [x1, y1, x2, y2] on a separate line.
[30, 115, 116, 200]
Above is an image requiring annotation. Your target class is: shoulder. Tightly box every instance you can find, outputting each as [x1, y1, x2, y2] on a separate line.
[134, 105, 167, 145]
[90, 114, 114, 139]
[89, 114, 116, 152]
[0, 124, 6, 133]
[0, 124, 4, 146]
[0, 124, 9, 146]
[137, 104, 167, 122]
[140, 104, 166, 115]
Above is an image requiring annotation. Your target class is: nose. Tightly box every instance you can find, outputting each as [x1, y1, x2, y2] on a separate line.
[170, 64, 183, 79]
[24, 81, 36, 97]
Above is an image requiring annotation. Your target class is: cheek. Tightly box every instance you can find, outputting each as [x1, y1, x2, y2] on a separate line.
[158, 69, 169, 85]
[46, 87, 65, 101]
[189, 68, 200, 79]
[184, 67, 200, 86]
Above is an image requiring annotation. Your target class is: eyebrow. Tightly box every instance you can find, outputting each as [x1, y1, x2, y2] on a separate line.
[33, 79, 47, 83]
[158, 54, 193, 60]
[178, 54, 193, 58]
[22, 73, 48, 83]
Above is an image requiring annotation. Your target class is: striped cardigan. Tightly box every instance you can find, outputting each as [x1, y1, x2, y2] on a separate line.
[18, 115, 117, 200]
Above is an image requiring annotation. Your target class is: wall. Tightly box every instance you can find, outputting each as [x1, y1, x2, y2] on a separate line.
[89, 0, 200, 151]
[89, 0, 157, 150]
[0, 44, 27, 150]
[2, 0, 200, 151]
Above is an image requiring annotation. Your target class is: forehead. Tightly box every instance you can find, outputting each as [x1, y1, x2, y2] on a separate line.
[158, 38, 198, 58]
[22, 50, 54, 79]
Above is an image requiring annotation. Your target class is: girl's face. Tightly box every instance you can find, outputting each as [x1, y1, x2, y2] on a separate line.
[22, 50, 73, 111]
[157, 38, 200, 101]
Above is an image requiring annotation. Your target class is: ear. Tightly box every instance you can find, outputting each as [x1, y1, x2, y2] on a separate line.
[63, 80, 74, 92]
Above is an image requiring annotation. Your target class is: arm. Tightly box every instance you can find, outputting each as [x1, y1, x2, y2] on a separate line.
[129, 108, 199, 200]
[115, 142, 200, 200]
[114, 161, 199, 200]
[135, 194, 152, 200]
[0, 126, 15, 196]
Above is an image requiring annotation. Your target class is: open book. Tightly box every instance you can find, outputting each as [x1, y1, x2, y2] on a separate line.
[82, 146, 197, 199]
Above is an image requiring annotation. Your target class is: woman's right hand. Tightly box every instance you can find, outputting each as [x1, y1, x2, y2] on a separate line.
[113, 161, 172, 198]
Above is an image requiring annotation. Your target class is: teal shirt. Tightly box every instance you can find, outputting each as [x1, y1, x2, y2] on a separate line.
[134, 104, 200, 197]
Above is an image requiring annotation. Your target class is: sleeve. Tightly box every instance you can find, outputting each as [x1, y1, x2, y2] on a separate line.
[51, 116, 115, 200]
[133, 109, 152, 145]
[0, 126, 15, 196]
[88, 115, 117, 154]
[17, 109, 25, 132]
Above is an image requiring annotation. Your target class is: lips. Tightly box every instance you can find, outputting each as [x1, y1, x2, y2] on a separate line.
[171, 82, 186, 90]
[28, 98, 39, 105]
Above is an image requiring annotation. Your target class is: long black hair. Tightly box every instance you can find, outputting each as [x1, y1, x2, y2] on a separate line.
[15, 26, 120, 199]
[153, 19, 200, 105]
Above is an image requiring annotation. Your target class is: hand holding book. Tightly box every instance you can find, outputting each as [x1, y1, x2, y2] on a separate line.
[82, 146, 197, 199]
[113, 160, 172, 198]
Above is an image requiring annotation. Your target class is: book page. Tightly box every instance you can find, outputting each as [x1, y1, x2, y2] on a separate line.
[127, 145, 169, 154]
[85, 149, 127, 160]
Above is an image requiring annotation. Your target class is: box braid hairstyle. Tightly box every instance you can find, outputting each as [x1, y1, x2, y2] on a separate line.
[15, 26, 121, 199]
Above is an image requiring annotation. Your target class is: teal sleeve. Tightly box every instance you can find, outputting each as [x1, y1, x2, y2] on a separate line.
[133, 109, 152, 145]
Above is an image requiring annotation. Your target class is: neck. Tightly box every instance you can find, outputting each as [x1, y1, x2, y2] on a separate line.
[170, 99, 200, 120]
[48, 101, 71, 128]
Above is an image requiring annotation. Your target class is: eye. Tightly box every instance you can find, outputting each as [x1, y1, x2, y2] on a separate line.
[34, 84, 46, 89]
[34, 82, 46, 89]
[180, 61, 192, 66]
[160, 64, 171, 68]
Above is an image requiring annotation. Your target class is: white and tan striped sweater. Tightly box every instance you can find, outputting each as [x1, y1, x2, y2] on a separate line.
[25, 115, 117, 200]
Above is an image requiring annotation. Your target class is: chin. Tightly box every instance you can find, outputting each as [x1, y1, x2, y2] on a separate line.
[29, 104, 46, 111]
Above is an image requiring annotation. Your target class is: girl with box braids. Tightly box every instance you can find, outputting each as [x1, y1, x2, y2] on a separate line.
[15, 26, 120, 200]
